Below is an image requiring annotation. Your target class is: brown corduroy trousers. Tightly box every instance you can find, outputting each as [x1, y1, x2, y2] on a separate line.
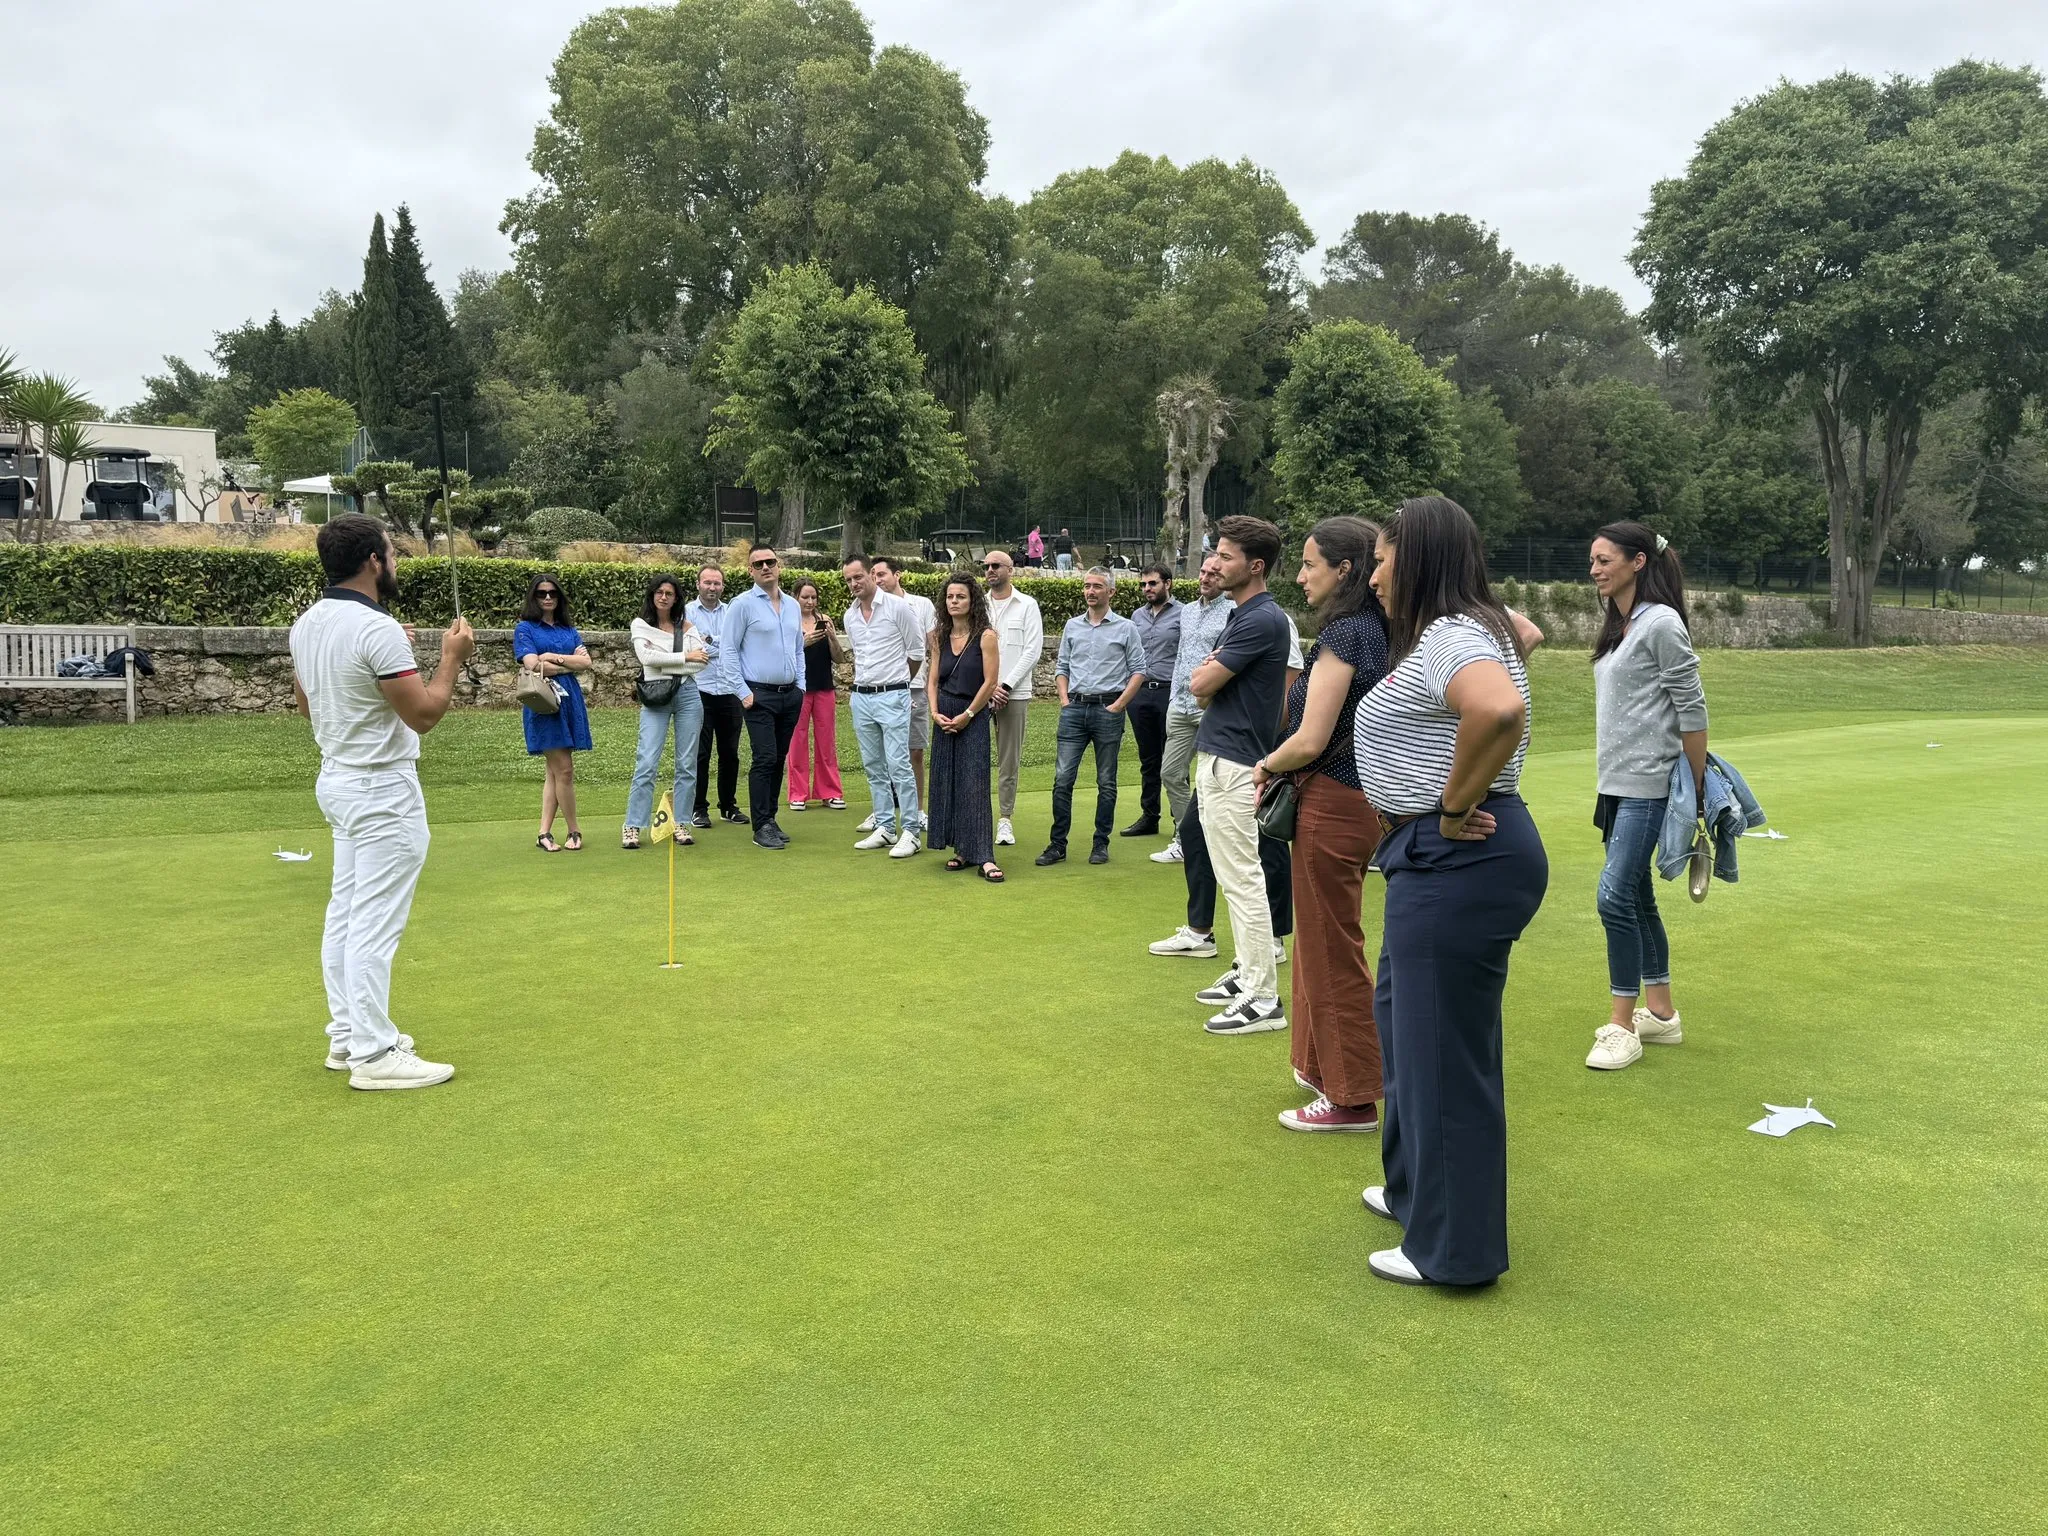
[1289, 772, 1383, 1107]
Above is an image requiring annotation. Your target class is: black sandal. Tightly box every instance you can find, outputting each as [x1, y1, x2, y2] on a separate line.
[537, 833, 560, 852]
[978, 862, 1005, 883]
[945, 857, 970, 871]
[565, 831, 583, 851]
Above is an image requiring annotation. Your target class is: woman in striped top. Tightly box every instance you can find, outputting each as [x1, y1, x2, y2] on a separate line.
[1350, 496, 1550, 1289]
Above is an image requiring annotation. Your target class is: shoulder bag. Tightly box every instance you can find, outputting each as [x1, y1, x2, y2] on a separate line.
[634, 626, 683, 708]
[1255, 771, 1300, 841]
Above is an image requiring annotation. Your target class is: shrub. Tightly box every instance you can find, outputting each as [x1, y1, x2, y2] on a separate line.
[526, 507, 618, 556]
[1721, 587, 1748, 617]
[1495, 575, 1523, 609]
[0, 544, 1195, 632]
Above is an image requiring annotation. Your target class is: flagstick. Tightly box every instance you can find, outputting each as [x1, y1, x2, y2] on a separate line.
[659, 825, 684, 969]
[430, 391, 460, 622]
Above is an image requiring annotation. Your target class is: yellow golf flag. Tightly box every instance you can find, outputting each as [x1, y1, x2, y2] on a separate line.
[650, 791, 676, 843]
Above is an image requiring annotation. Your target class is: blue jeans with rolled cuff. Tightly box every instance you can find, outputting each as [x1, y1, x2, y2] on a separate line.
[1597, 795, 1671, 998]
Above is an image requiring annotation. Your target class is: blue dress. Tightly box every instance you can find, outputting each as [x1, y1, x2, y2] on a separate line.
[514, 620, 594, 754]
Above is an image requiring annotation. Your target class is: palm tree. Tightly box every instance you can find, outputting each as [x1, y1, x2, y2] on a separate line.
[6, 372, 94, 543]
[46, 420, 100, 536]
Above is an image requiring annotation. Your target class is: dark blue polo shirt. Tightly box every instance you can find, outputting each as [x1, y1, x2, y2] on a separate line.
[1193, 590, 1293, 768]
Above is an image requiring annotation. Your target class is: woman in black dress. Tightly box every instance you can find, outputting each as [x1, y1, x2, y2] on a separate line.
[926, 573, 1004, 881]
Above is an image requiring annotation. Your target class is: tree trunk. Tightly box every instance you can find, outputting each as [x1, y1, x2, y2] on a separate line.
[777, 483, 806, 551]
[1186, 444, 1220, 577]
[1159, 429, 1185, 572]
[840, 507, 864, 563]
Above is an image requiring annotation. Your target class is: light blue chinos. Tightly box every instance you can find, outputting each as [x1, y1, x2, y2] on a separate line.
[851, 688, 921, 835]
[626, 679, 704, 831]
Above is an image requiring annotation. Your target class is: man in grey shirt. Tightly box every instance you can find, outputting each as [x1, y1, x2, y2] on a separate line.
[1153, 553, 1232, 863]
[1122, 564, 1181, 840]
[1037, 567, 1146, 866]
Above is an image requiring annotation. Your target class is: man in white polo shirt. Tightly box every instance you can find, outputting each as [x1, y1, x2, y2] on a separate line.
[840, 554, 926, 857]
[871, 555, 936, 812]
[290, 514, 475, 1090]
[981, 549, 1043, 848]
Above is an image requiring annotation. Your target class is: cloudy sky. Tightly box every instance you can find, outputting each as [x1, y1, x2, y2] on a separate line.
[12, 0, 2045, 409]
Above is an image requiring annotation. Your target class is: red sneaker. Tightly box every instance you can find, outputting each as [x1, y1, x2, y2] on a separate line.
[1278, 1096, 1380, 1134]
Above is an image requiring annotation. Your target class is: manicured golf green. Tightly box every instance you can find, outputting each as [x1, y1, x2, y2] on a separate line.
[4, 647, 2044, 1531]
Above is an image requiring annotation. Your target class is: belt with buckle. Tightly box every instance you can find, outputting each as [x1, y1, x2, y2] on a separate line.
[748, 680, 798, 693]
[1068, 691, 1119, 706]
[852, 682, 909, 694]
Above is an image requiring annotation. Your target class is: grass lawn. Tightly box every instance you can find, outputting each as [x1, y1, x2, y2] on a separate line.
[3, 646, 2045, 1532]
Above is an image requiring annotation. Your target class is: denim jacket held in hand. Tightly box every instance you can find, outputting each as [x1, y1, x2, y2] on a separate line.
[1658, 751, 1767, 884]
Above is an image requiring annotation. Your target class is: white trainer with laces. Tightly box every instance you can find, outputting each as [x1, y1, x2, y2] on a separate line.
[1633, 1006, 1683, 1044]
[855, 827, 894, 850]
[856, 813, 877, 833]
[1586, 1023, 1644, 1070]
[348, 1044, 455, 1091]
[1195, 967, 1244, 1005]
[1273, 940, 1289, 967]
[996, 818, 1015, 846]
[1205, 996, 1286, 1034]
[327, 1032, 411, 1070]
[889, 828, 922, 859]
[1149, 926, 1218, 958]
[1149, 837, 1183, 864]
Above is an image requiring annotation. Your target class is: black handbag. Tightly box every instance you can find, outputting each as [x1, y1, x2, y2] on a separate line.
[1255, 772, 1300, 841]
[634, 626, 683, 707]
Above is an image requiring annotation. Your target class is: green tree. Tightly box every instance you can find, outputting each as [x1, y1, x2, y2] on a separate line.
[1270, 321, 1461, 534]
[1442, 388, 1527, 542]
[509, 396, 628, 519]
[1691, 418, 1827, 585]
[248, 389, 361, 488]
[352, 213, 401, 452]
[708, 262, 970, 557]
[1633, 62, 2048, 642]
[1516, 380, 1695, 540]
[386, 205, 477, 461]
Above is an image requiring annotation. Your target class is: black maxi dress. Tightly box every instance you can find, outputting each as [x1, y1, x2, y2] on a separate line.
[928, 630, 994, 865]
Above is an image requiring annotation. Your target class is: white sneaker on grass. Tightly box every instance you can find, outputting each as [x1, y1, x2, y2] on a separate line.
[1195, 967, 1245, 1005]
[1633, 1006, 1683, 1044]
[1274, 940, 1289, 967]
[1205, 997, 1286, 1034]
[1368, 1247, 1429, 1285]
[889, 828, 922, 859]
[1585, 1023, 1644, 1071]
[996, 818, 1015, 846]
[1149, 837, 1183, 864]
[327, 1032, 411, 1070]
[1149, 926, 1218, 958]
[348, 1044, 455, 1091]
[855, 827, 894, 850]
[857, 813, 877, 833]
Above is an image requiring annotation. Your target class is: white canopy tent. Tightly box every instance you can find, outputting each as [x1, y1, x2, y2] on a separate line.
[281, 474, 348, 521]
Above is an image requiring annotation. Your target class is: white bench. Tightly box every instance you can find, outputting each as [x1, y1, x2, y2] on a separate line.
[0, 624, 141, 723]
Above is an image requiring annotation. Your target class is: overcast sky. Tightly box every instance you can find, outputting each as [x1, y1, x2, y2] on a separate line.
[11, 0, 2045, 409]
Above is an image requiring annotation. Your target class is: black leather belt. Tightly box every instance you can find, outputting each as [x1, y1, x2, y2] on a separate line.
[852, 682, 909, 694]
[748, 681, 798, 693]
[1141, 679, 1170, 689]
[1069, 691, 1120, 706]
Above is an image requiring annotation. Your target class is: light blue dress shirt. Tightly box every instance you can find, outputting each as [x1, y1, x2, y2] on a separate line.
[724, 583, 804, 687]
[684, 598, 740, 696]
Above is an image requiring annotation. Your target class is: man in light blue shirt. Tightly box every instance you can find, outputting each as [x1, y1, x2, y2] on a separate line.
[723, 543, 805, 848]
[685, 566, 745, 828]
[1038, 567, 1146, 867]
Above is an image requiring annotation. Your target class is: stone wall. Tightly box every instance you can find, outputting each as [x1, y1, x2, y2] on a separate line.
[1508, 591, 2048, 649]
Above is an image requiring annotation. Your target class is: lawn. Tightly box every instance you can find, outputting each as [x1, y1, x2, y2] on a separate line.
[3, 647, 2045, 1532]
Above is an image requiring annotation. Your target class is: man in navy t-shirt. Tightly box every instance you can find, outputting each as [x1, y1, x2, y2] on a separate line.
[1188, 516, 1294, 1035]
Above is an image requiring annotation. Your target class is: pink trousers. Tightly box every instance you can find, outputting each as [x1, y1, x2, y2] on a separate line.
[788, 689, 843, 803]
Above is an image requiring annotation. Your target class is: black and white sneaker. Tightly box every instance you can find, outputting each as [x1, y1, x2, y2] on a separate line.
[1204, 996, 1287, 1034]
[1195, 967, 1245, 1005]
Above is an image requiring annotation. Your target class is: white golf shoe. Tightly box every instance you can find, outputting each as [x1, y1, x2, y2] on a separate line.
[1585, 1023, 1644, 1070]
[348, 1044, 455, 1091]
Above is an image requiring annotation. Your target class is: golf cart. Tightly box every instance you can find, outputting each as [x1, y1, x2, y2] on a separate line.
[921, 528, 989, 565]
[1102, 537, 1157, 573]
[0, 439, 38, 519]
[83, 449, 164, 521]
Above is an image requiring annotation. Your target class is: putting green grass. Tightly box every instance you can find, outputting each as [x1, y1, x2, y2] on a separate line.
[3, 648, 2045, 1532]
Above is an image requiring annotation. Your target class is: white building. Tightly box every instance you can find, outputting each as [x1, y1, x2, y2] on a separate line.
[0, 421, 232, 522]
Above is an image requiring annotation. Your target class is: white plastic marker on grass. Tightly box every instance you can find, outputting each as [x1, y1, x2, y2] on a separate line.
[1748, 1100, 1835, 1138]
[1743, 829, 1789, 840]
[272, 849, 313, 863]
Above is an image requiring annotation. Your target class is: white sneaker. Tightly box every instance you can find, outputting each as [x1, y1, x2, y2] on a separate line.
[1368, 1246, 1430, 1285]
[1361, 1185, 1397, 1221]
[996, 817, 1015, 846]
[1634, 1006, 1684, 1044]
[1195, 966, 1244, 1004]
[1586, 1023, 1644, 1070]
[855, 827, 894, 850]
[348, 1044, 455, 1091]
[1273, 940, 1289, 967]
[857, 813, 877, 833]
[889, 828, 922, 858]
[326, 1031, 411, 1070]
[786, 801, 808, 813]
[1148, 926, 1218, 958]
[1149, 837, 1183, 864]
[1204, 996, 1286, 1034]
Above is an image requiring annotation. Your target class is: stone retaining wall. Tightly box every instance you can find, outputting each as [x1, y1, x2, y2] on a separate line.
[7, 592, 2046, 725]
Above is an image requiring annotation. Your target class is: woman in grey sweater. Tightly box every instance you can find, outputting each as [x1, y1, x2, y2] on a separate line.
[1585, 521, 1707, 1072]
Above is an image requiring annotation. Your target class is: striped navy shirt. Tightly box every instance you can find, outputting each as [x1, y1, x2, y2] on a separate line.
[1354, 615, 1530, 815]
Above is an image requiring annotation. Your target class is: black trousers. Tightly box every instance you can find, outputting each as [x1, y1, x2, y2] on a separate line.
[695, 693, 744, 817]
[1126, 683, 1170, 823]
[1375, 795, 1548, 1286]
[742, 684, 803, 828]
[1178, 790, 1292, 937]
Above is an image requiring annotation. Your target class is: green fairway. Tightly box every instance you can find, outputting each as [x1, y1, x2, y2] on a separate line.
[4, 648, 2045, 1532]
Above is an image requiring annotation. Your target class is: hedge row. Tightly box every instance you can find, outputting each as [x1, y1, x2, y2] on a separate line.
[0, 544, 1197, 632]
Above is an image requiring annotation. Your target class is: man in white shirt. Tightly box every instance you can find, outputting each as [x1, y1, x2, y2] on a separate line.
[980, 549, 1044, 847]
[871, 556, 936, 812]
[840, 555, 927, 857]
[289, 514, 475, 1090]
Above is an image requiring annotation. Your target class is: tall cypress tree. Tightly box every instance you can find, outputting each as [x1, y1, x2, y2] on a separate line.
[387, 205, 476, 462]
[352, 214, 400, 454]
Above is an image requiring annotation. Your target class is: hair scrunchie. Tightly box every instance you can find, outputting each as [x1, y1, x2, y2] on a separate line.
[1654, 534, 1669, 554]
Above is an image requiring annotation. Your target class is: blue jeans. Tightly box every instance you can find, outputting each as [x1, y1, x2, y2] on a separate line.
[1598, 795, 1671, 997]
[850, 688, 921, 834]
[626, 682, 703, 830]
[1048, 700, 1126, 849]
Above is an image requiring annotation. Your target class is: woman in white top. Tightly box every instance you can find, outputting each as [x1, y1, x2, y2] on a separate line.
[1350, 496, 1549, 1289]
[624, 572, 708, 849]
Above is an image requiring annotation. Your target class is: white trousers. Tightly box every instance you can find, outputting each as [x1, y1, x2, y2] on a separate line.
[316, 765, 430, 1065]
[1195, 752, 1278, 1002]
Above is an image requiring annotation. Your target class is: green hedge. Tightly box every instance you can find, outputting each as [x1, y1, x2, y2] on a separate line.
[0, 545, 1196, 632]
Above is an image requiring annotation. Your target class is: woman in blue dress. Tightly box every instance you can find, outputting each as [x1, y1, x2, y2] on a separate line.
[514, 572, 595, 851]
